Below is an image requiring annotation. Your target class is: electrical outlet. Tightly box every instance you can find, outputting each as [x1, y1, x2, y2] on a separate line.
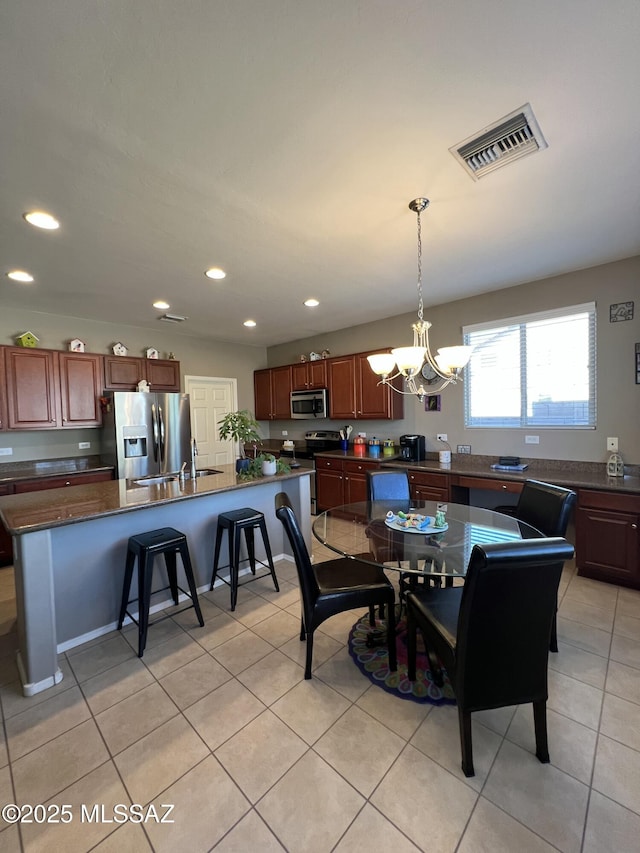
[281, 430, 288, 436]
[436, 433, 448, 442]
[607, 436, 618, 451]
[0, 447, 12, 456]
[78, 441, 91, 449]
[525, 435, 540, 444]
[358, 432, 366, 438]
[457, 444, 471, 454]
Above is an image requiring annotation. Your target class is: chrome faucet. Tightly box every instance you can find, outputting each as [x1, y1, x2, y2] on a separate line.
[190, 438, 198, 479]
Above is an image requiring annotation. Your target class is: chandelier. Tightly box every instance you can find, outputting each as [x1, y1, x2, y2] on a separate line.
[367, 198, 473, 401]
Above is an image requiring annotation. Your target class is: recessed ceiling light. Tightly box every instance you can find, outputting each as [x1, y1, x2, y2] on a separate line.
[153, 300, 170, 310]
[205, 267, 226, 280]
[23, 211, 60, 230]
[243, 320, 256, 327]
[304, 298, 319, 307]
[7, 270, 34, 282]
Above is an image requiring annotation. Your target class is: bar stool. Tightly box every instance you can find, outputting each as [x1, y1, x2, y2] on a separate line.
[118, 527, 204, 657]
[210, 508, 279, 610]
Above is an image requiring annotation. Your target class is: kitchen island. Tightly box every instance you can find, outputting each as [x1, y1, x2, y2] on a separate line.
[0, 465, 312, 696]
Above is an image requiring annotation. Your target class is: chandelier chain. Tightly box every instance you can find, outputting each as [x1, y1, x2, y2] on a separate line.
[416, 209, 424, 324]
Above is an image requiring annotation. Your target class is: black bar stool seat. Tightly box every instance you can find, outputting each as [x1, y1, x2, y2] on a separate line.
[118, 526, 204, 657]
[210, 508, 279, 610]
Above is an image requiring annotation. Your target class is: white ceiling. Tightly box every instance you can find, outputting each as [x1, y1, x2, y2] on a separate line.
[1, 1, 639, 349]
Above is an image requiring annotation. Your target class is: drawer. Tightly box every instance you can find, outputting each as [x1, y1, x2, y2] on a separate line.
[456, 476, 523, 494]
[579, 489, 640, 514]
[315, 457, 342, 471]
[0, 484, 14, 496]
[344, 460, 379, 474]
[408, 471, 449, 488]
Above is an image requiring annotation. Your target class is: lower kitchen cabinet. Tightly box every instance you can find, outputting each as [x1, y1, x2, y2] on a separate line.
[0, 484, 13, 566]
[576, 489, 640, 588]
[315, 456, 380, 511]
[408, 470, 450, 502]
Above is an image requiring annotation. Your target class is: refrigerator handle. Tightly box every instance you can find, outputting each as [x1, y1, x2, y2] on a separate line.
[158, 406, 166, 462]
[151, 403, 159, 462]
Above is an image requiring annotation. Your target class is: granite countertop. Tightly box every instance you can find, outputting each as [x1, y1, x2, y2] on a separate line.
[0, 455, 114, 485]
[314, 449, 640, 495]
[0, 464, 313, 534]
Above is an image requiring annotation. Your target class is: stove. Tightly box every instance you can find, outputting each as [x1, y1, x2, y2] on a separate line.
[279, 431, 341, 515]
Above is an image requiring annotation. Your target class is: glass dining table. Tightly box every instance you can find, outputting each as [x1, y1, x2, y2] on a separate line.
[312, 500, 542, 582]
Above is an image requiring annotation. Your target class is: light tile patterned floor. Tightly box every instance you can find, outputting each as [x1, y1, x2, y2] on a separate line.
[0, 545, 638, 852]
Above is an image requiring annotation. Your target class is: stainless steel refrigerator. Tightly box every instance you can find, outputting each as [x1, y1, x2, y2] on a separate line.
[101, 392, 192, 480]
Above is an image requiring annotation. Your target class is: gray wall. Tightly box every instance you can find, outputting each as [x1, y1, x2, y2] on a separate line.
[267, 256, 640, 465]
[1, 256, 638, 465]
[0, 308, 267, 462]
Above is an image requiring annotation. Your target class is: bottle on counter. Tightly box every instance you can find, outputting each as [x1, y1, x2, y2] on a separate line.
[383, 439, 395, 457]
[354, 436, 366, 457]
[368, 437, 381, 458]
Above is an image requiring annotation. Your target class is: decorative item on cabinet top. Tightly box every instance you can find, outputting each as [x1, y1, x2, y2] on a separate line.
[15, 331, 39, 348]
[68, 338, 85, 352]
[112, 342, 128, 356]
[309, 351, 321, 361]
[145, 347, 159, 359]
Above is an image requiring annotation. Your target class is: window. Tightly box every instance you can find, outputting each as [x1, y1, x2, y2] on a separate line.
[463, 303, 596, 429]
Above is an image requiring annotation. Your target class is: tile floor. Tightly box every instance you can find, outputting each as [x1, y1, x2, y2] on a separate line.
[0, 538, 638, 852]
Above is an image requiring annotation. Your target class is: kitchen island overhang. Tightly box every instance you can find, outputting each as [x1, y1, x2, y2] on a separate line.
[0, 465, 312, 696]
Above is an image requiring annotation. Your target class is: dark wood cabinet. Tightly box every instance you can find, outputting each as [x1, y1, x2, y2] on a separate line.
[4, 347, 60, 429]
[254, 365, 292, 420]
[315, 455, 379, 511]
[576, 490, 640, 588]
[327, 351, 403, 420]
[291, 360, 327, 391]
[104, 355, 180, 392]
[3, 347, 106, 429]
[408, 470, 450, 502]
[58, 352, 104, 427]
[0, 347, 5, 431]
[0, 483, 13, 566]
[144, 358, 181, 391]
[13, 469, 114, 494]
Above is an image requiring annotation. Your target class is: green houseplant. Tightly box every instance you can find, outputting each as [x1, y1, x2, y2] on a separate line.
[218, 409, 262, 473]
[237, 453, 291, 481]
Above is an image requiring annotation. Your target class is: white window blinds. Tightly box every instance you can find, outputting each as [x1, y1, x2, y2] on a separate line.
[463, 303, 596, 429]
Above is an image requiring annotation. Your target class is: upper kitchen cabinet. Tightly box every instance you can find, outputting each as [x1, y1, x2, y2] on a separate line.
[58, 352, 104, 427]
[103, 356, 181, 392]
[254, 365, 292, 420]
[0, 347, 6, 431]
[328, 350, 404, 420]
[3, 347, 107, 429]
[4, 347, 60, 429]
[291, 359, 327, 391]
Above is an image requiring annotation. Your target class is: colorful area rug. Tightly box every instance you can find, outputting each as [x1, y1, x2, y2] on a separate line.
[348, 612, 456, 705]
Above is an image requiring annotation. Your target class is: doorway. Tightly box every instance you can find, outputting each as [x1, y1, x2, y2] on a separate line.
[184, 376, 238, 467]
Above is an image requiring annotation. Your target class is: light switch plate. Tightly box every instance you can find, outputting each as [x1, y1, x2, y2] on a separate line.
[0, 447, 12, 456]
[525, 435, 540, 444]
[457, 444, 471, 454]
[79, 441, 91, 449]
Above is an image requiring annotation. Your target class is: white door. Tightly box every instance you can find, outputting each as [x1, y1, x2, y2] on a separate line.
[184, 376, 238, 467]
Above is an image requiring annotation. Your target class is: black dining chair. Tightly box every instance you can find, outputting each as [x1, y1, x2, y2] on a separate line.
[406, 537, 575, 777]
[496, 479, 576, 652]
[275, 492, 397, 679]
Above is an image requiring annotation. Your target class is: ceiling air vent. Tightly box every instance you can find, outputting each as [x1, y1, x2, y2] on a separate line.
[159, 313, 188, 323]
[450, 103, 547, 180]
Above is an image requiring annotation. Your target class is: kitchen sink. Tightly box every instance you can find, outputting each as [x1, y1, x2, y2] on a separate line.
[133, 475, 178, 486]
[191, 468, 223, 477]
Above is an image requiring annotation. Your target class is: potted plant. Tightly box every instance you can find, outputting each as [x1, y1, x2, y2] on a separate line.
[237, 453, 291, 481]
[218, 409, 262, 473]
[261, 453, 277, 476]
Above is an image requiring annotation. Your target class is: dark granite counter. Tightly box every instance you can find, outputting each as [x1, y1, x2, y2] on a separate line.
[0, 455, 114, 485]
[313, 450, 640, 495]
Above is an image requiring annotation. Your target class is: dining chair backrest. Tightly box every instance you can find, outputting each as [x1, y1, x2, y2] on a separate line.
[514, 479, 576, 537]
[455, 537, 575, 712]
[367, 470, 410, 502]
[274, 493, 320, 608]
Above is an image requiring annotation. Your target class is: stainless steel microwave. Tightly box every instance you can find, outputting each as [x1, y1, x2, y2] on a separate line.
[290, 388, 329, 419]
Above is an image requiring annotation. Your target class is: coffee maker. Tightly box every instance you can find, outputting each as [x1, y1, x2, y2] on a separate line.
[399, 434, 426, 462]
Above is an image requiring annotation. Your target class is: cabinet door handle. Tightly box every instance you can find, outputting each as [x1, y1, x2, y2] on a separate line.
[502, 484, 507, 489]
[65, 481, 71, 486]
[632, 523, 638, 529]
